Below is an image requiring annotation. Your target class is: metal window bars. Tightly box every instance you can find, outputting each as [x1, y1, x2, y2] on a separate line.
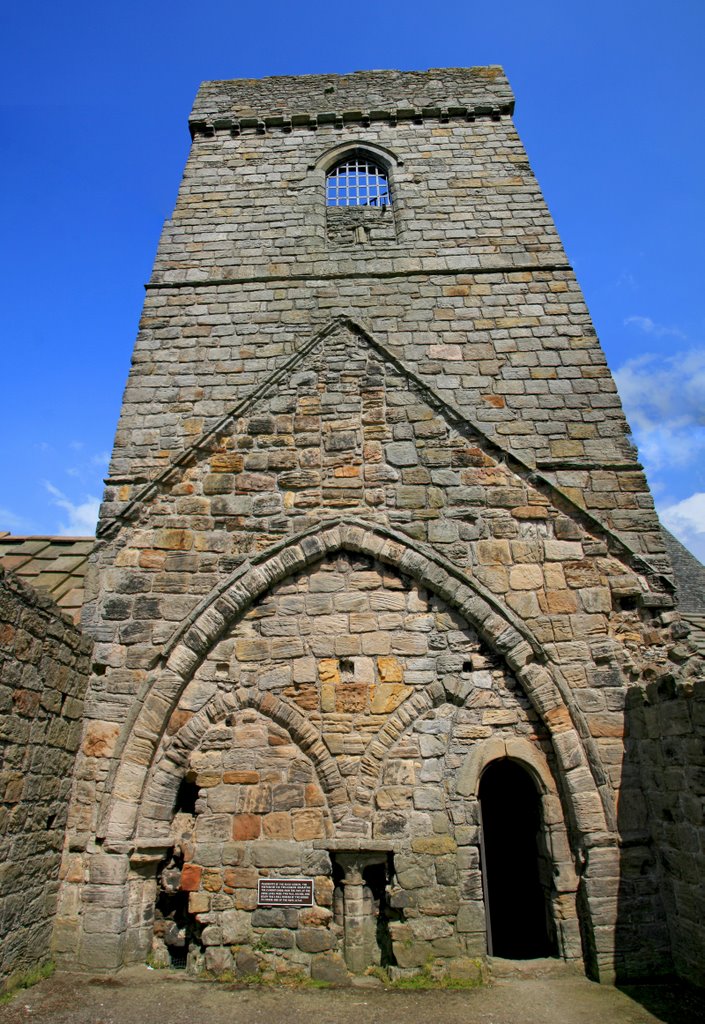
[326, 154, 391, 207]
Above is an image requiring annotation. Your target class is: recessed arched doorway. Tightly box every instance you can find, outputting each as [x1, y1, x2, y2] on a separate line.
[479, 758, 557, 959]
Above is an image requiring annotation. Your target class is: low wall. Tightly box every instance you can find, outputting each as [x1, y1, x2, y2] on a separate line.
[627, 677, 705, 986]
[0, 568, 91, 990]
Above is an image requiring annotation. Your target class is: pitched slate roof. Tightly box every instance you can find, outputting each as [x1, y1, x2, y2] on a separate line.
[0, 534, 93, 625]
[660, 527, 705, 655]
[661, 528, 705, 615]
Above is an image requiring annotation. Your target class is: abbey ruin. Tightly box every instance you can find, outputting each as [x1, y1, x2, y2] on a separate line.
[2, 67, 704, 991]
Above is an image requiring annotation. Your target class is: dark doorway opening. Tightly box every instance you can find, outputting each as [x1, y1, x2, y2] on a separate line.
[479, 758, 557, 959]
[363, 857, 398, 968]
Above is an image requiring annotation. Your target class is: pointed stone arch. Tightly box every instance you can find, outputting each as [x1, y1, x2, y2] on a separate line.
[99, 517, 613, 852]
[136, 687, 347, 843]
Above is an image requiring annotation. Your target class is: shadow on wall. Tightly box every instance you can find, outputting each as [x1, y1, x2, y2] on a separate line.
[615, 677, 705, 1015]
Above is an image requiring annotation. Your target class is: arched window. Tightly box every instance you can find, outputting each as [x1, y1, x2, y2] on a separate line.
[326, 151, 391, 207]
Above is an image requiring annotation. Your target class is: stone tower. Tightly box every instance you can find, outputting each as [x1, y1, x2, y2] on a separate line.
[56, 67, 685, 983]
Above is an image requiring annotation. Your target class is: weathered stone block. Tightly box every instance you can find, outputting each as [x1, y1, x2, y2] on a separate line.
[221, 909, 250, 944]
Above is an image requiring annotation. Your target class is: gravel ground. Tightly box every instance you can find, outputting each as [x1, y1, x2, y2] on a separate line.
[2, 963, 704, 1024]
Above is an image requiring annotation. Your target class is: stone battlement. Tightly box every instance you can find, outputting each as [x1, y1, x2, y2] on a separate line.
[190, 66, 514, 134]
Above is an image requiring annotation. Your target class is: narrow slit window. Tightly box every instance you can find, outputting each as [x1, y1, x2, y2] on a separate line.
[326, 153, 391, 207]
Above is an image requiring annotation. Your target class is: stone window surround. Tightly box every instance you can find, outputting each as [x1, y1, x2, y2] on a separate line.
[325, 151, 392, 207]
[313, 141, 402, 249]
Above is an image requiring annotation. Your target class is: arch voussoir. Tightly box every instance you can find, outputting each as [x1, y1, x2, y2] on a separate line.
[103, 517, 611, 854]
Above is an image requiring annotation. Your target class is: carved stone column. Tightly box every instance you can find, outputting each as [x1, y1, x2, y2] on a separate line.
[332, 847, 391, 973]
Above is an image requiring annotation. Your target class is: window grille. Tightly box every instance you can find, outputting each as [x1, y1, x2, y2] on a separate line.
[326, 154, 391, 207]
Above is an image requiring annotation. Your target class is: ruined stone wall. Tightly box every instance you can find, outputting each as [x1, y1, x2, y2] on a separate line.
[0, 569, 91, 990]
[59, 68, 692, 983]
[625, 679, 705, 986]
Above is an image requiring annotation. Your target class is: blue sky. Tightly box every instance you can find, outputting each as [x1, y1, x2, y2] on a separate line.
[1, 2, 704, 559]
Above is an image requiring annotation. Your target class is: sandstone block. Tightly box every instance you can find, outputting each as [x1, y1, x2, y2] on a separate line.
[411, 836, 457, 856]
[371, 682, 412, 714]
[296, 927, 334, 953]
[81, 721, 120, 758]
[456, 901, 486, 933]
[251, 842, 302, 868]
[180, 864, 202, 892]
[509, 565, 544, 590]
[232, 814, 261, 840]
[311, 952, 349, 984]
[221, 909, 250, 944]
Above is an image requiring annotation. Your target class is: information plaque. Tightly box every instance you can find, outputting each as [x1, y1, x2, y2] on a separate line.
[257, 877, 314, 907]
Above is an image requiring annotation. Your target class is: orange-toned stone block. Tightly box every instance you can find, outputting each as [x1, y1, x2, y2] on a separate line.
[232, 814, 261, 840]
[82, 721, 120, 758]
[315, 876, 334, 907]
[513, 505, 549, 520]
[377, 656, 403, 683]
[167, 709, 193, 736]
[195, 772, 220, 788]
[180, 864, 202, 892]
[305, 784, 325, 807]
[589, 715, 625, 739]
[544, 590, 578, 614]
[318, 659, 339, 684]
[138, 549, 166, 569]
[289, 684, 319, 711]
[203, 870, 223, 892]
[299, 906, 333, 927]
[60, 854, 84, 883]
[545, 706, 572, 732]
[292, 809, 325, 840]
[262, 812, 293, 839]
[154, 528, 192, 551]
[223, 867, 258, 890]
[268, 732, 289, 746]
[482, 394, 505, 408]
[223, 771, 259, 784]
[371, 683, 413, 715]
[335, 683, 368, 713]
[210, 452, 244, 473]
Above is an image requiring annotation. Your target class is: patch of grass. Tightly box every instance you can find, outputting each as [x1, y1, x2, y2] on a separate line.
[144, 952, 168, 970]
[0, 961, 55, 1005]
[374, 959, 485, 991]
[391, 973, 481, 991]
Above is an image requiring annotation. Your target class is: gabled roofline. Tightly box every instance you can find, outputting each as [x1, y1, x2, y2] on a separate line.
[97, 316, 674, 594]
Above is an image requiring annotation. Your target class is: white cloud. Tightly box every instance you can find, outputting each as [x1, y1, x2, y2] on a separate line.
[660, 493, 705, 563]
[0, 507, 32, 533]
[624, 315, 686, 340]
[614, 349, 705, 473]
[45, 482, 99, 536]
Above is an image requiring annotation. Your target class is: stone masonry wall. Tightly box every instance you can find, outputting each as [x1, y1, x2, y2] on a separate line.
[625, 679, 705, 986]
[0, 568, 91, 990]
[58, 68, 699, 983]
[102, 68, 670, 569]
[138, 555, 577, 978]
